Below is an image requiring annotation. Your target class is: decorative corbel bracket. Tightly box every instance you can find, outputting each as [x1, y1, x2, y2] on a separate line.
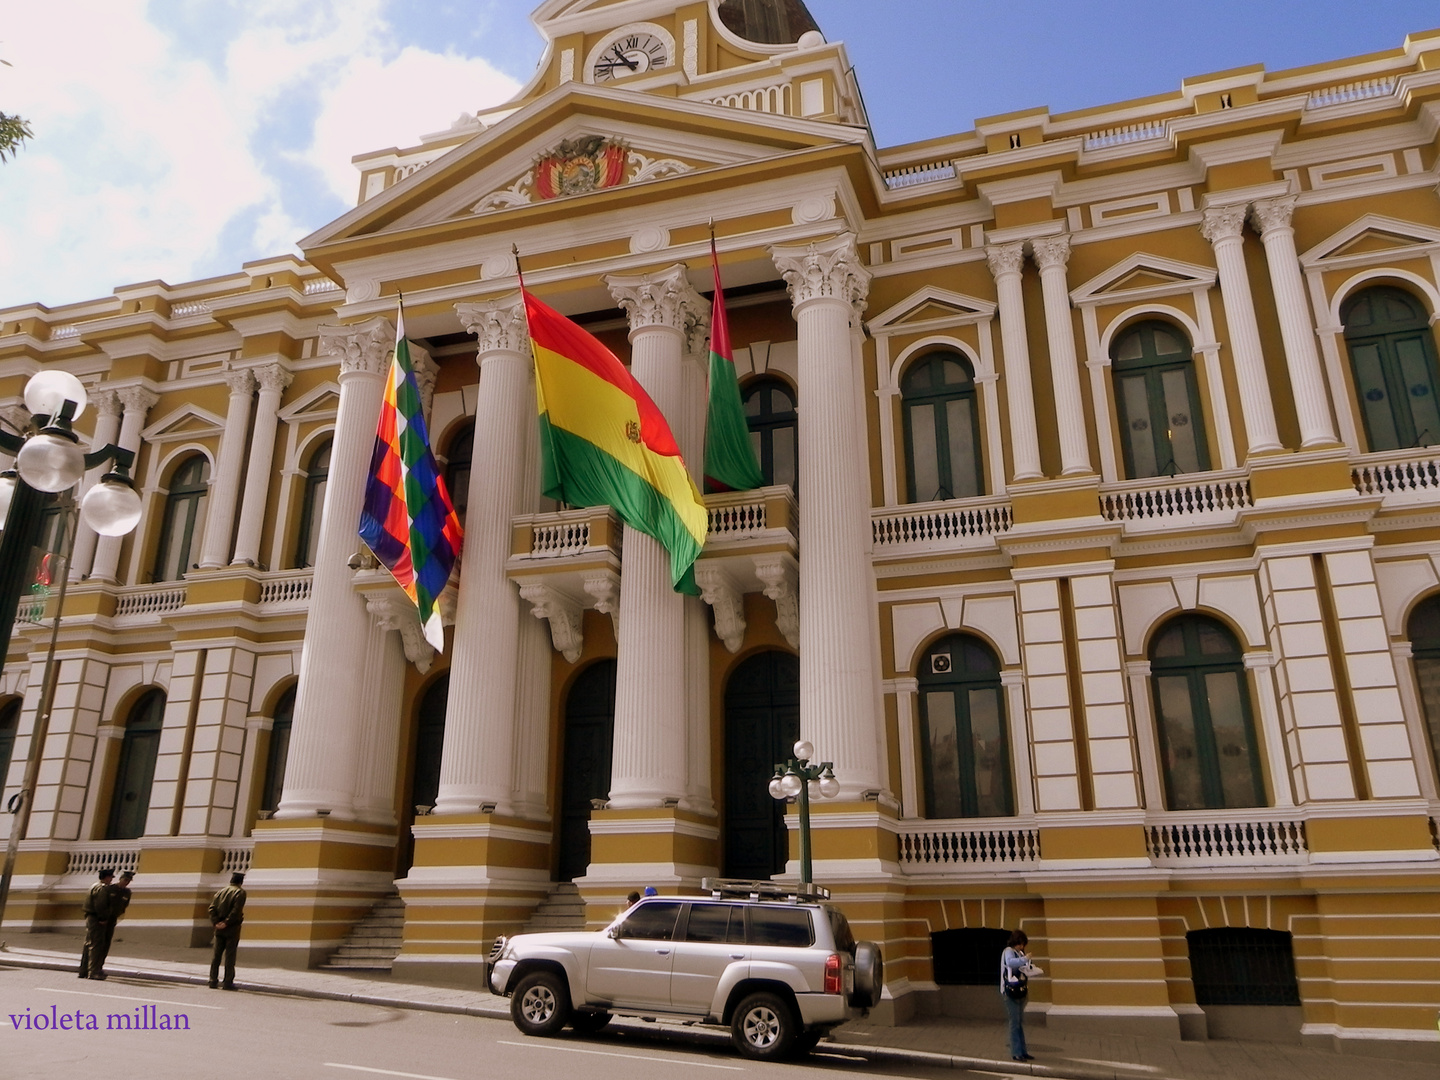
[753, 555, 799, 650]
[581, 571, 621, 639]
[519, 583, 584, 663]
[695, 565, 746, 653]
[366, 592, 437, 674]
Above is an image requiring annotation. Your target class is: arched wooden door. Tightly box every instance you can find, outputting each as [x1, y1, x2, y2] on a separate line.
[723, 651, 799, 880]
[558, 661, 616, 882]
[397, 675, 447, 876]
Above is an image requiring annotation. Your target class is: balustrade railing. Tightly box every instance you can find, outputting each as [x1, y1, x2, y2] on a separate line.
[898, 824, 1040, 867]
[705, 485, 796, 541]
[221, 843, 253, 875]
[1084, 121, 1168, 150]
[703, 82, 791, 115]
[1307, 77, 1395, 109]
[884, 161, 957, 190]
[1352, 449, 1440, 498]
[114, 584, 187, 618]
[66, 845, 141, 876]
[1100, 473, 1251, 522]
[872, 497, 1012, 548]
[258, 571, 313, 606]
[1147, 818, 1307, 862]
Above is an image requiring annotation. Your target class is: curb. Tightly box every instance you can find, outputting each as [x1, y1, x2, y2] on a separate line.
[0, 951, 1122, 1080]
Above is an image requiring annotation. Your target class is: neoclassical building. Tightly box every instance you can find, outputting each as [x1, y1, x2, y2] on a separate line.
[3, 0, 1440, 1060]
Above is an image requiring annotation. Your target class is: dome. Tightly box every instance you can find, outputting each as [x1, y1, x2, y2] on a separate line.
[716, 0, 821, 45]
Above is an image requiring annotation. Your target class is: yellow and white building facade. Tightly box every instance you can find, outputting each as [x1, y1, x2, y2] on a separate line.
[2, 0, 1439, 1060]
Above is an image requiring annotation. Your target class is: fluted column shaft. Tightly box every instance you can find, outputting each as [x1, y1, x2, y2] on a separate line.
[91, 387, 159, 583]
[772, 236, 882, 797]
[232, 364, 293, 566]
[275, 318, 393, 820]
[986, 244, 1044, 480]
[680, 316, 714, 815]
[1032, 236, 1092, 475]
[1252, 196, 1337, 447]
[197, 368, 255, 568]
[434, 297, 532, 816]
[606, 266, 702, 809]
[69, 389, 123, 580]
[1201, 205, 1282, 454]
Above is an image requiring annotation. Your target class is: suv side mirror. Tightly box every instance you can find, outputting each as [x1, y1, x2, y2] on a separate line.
[608, 926, 623, 939]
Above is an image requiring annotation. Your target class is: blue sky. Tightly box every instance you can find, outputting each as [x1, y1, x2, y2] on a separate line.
[2, 1, 1436, 309]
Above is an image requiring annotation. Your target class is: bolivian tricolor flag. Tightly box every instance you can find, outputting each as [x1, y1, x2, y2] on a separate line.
[359, 306, 464, 650]
[523, 288, 707, 594]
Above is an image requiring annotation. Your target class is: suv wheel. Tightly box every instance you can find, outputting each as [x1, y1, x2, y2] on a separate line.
[731, 991, 797, 1061]
[570, 1010, 612, 1035]
[511, 970, 571, 1036]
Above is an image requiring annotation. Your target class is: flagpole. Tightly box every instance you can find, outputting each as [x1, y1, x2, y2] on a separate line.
[511, 245, 526, 292]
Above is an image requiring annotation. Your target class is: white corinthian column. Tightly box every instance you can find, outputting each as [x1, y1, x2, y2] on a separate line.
[90, 386, 160, 583]
[275, 318, 393, 820]
[1200, 205, 1282, 455]
[770, 235, 883, 798]
[232, 364, 294, 567]
[69, 388, 123, 580]
[1250, 196, 1337, 448]
[1032, 235, 1092, 475]
[604, 265, 706, 809]
[433, 295, 533, 816]
[986, 243, 1044, 480]
[197, 367, 255, 568]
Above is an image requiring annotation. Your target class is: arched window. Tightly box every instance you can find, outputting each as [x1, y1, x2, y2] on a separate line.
[1111, 320, 1209, 478]
[902, 351, 984, 502]
[1342, 286, 1440, 452]
[259, 685, 296, 816]
[742, 378, 797, 491]
[917, 635, 1013, 818]
[443, 421, 474, 525]
[0, 698, 21, 804]
[293, 440, 331, 569]
[105, 689, 166, 840]
[152, 455, 210, 582]
[1149, 615, 1264, 810]
[1407, 593, 1440, 782]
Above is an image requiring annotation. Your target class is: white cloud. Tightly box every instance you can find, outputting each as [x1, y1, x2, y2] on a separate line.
[0, 0, 520, 309]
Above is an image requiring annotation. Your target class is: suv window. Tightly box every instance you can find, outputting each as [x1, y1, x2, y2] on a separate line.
[748, 907, 814, 947]
[827, 908, 856, 953]
[684, 903, 743, 944]
[619, 901, 682, 940]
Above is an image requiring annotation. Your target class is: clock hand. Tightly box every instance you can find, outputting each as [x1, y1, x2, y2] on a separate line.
[611, 43, 638, 71]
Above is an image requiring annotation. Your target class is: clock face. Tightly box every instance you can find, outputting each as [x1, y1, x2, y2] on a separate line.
[592, 32, 668, 81]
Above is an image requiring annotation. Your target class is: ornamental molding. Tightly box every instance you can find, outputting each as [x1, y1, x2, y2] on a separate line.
[456, 296, 529, 355]
[581, 571, 621, 638]
[366, 591, 436, 674]
[606, 264, 706, 333]
[753, 555, 799, 650]
[116, 386, 161, 416]
[1249, 195, 1297, 236]
[408, 339, 439, 418]
[984, 242, 1026, 280]
[253, 363, 295, 396]
[695, 565, 746, 653]
[468, 142, 695, 216]
[318, 317, 394, 378]
[1030, 234, 1073, 272]
[771, 233, 870, 312]
[519, 582, 584, 663]
[90, 388, 123, 420]
[222, 367, 256, 397]
[1199, 204, 1249, 244]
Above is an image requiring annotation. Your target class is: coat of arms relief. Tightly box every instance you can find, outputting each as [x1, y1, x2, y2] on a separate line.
[469, 134, 693, 215]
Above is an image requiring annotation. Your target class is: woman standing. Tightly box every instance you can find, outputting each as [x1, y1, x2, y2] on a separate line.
[1000, 929, 1036, 1062]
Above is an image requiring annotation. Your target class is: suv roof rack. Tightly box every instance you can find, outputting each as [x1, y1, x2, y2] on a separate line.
[701, 878, 831, 901]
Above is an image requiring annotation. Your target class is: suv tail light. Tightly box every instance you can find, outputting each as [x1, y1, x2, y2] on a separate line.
[824, 952, 843, 995]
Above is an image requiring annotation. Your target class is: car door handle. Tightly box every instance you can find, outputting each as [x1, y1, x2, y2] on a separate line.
[730, 954, 744, 960]
[656, 948, 670, 955]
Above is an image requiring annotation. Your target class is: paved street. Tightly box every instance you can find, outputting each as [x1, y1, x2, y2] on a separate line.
[2, 966, 971, 1080]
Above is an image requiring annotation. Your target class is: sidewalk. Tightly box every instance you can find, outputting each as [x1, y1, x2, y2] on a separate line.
[0, 930, 1427, 1080]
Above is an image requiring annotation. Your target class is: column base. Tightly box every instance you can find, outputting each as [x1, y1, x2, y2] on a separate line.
[577, 807, 718, 926]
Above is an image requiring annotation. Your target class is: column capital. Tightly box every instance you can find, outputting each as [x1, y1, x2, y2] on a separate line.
[1030, 234, 1073, 272]
[222, 367, 256, 397]
[408, 339, 439, 415]
[605, 264, 706, 336]
[318, 317, 395, 378]
[116, 385, 160, 415]
[1250, 194, 1297, 237]
[1200, 203, 1249, 244]
[456, 294, 529, 356]
[90, 388, 123, 419]
[985, 242, 1026, 280]
[770, 233, 871, 311]
[254, 363, 295, 396]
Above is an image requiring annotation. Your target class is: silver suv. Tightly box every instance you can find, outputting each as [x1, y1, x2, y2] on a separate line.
[488, 880, 883, 1060]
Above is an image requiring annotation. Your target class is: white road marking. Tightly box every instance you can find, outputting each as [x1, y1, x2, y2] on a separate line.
[1065, 1059, 1161, 1073]
[497, 1039, 745, 1070]
[35, 986, 224, 1010]
[326, 1065, 466, 1080]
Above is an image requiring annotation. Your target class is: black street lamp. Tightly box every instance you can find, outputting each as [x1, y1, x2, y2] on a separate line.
[768, 739, 839, 888]
[0, 370, 143, 929]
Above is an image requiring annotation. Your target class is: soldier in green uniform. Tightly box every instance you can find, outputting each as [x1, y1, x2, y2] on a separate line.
[208, 872, 246, 990]
[78, 868, 116, 979]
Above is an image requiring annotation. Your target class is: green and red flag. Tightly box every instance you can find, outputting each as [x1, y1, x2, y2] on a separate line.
[522, 288, 707, 594]
[359, 305, 464, 650]
[703, 238, 764, 492]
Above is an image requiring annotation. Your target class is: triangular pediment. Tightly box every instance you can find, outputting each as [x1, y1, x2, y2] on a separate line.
[1300, 214, 1440, 267]
[869, 286, 996, 331]
[141, 404, 225, 444]
[301, 81, 865, 251]
[277, 382, 340, 423]
[1070, 252, 1217, 305]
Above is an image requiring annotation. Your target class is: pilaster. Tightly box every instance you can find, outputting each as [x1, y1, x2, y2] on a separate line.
[197, 367, 256, 569]
[1031, 235, 1092, 476]
[986, 243, 1044, 480]
[231, 363, 293, 567]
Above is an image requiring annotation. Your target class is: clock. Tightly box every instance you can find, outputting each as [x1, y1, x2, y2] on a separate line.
[592, 31, 669, 82]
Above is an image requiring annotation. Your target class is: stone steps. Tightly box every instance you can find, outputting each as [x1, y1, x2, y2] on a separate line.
[520, 882, 586, 934]
[320, 894, 405, 972]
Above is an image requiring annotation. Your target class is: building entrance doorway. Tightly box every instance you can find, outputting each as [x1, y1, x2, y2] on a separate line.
[398, 675, 447, 877]
[723, 650, 799, 880]
[558, 660, 616, 882]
